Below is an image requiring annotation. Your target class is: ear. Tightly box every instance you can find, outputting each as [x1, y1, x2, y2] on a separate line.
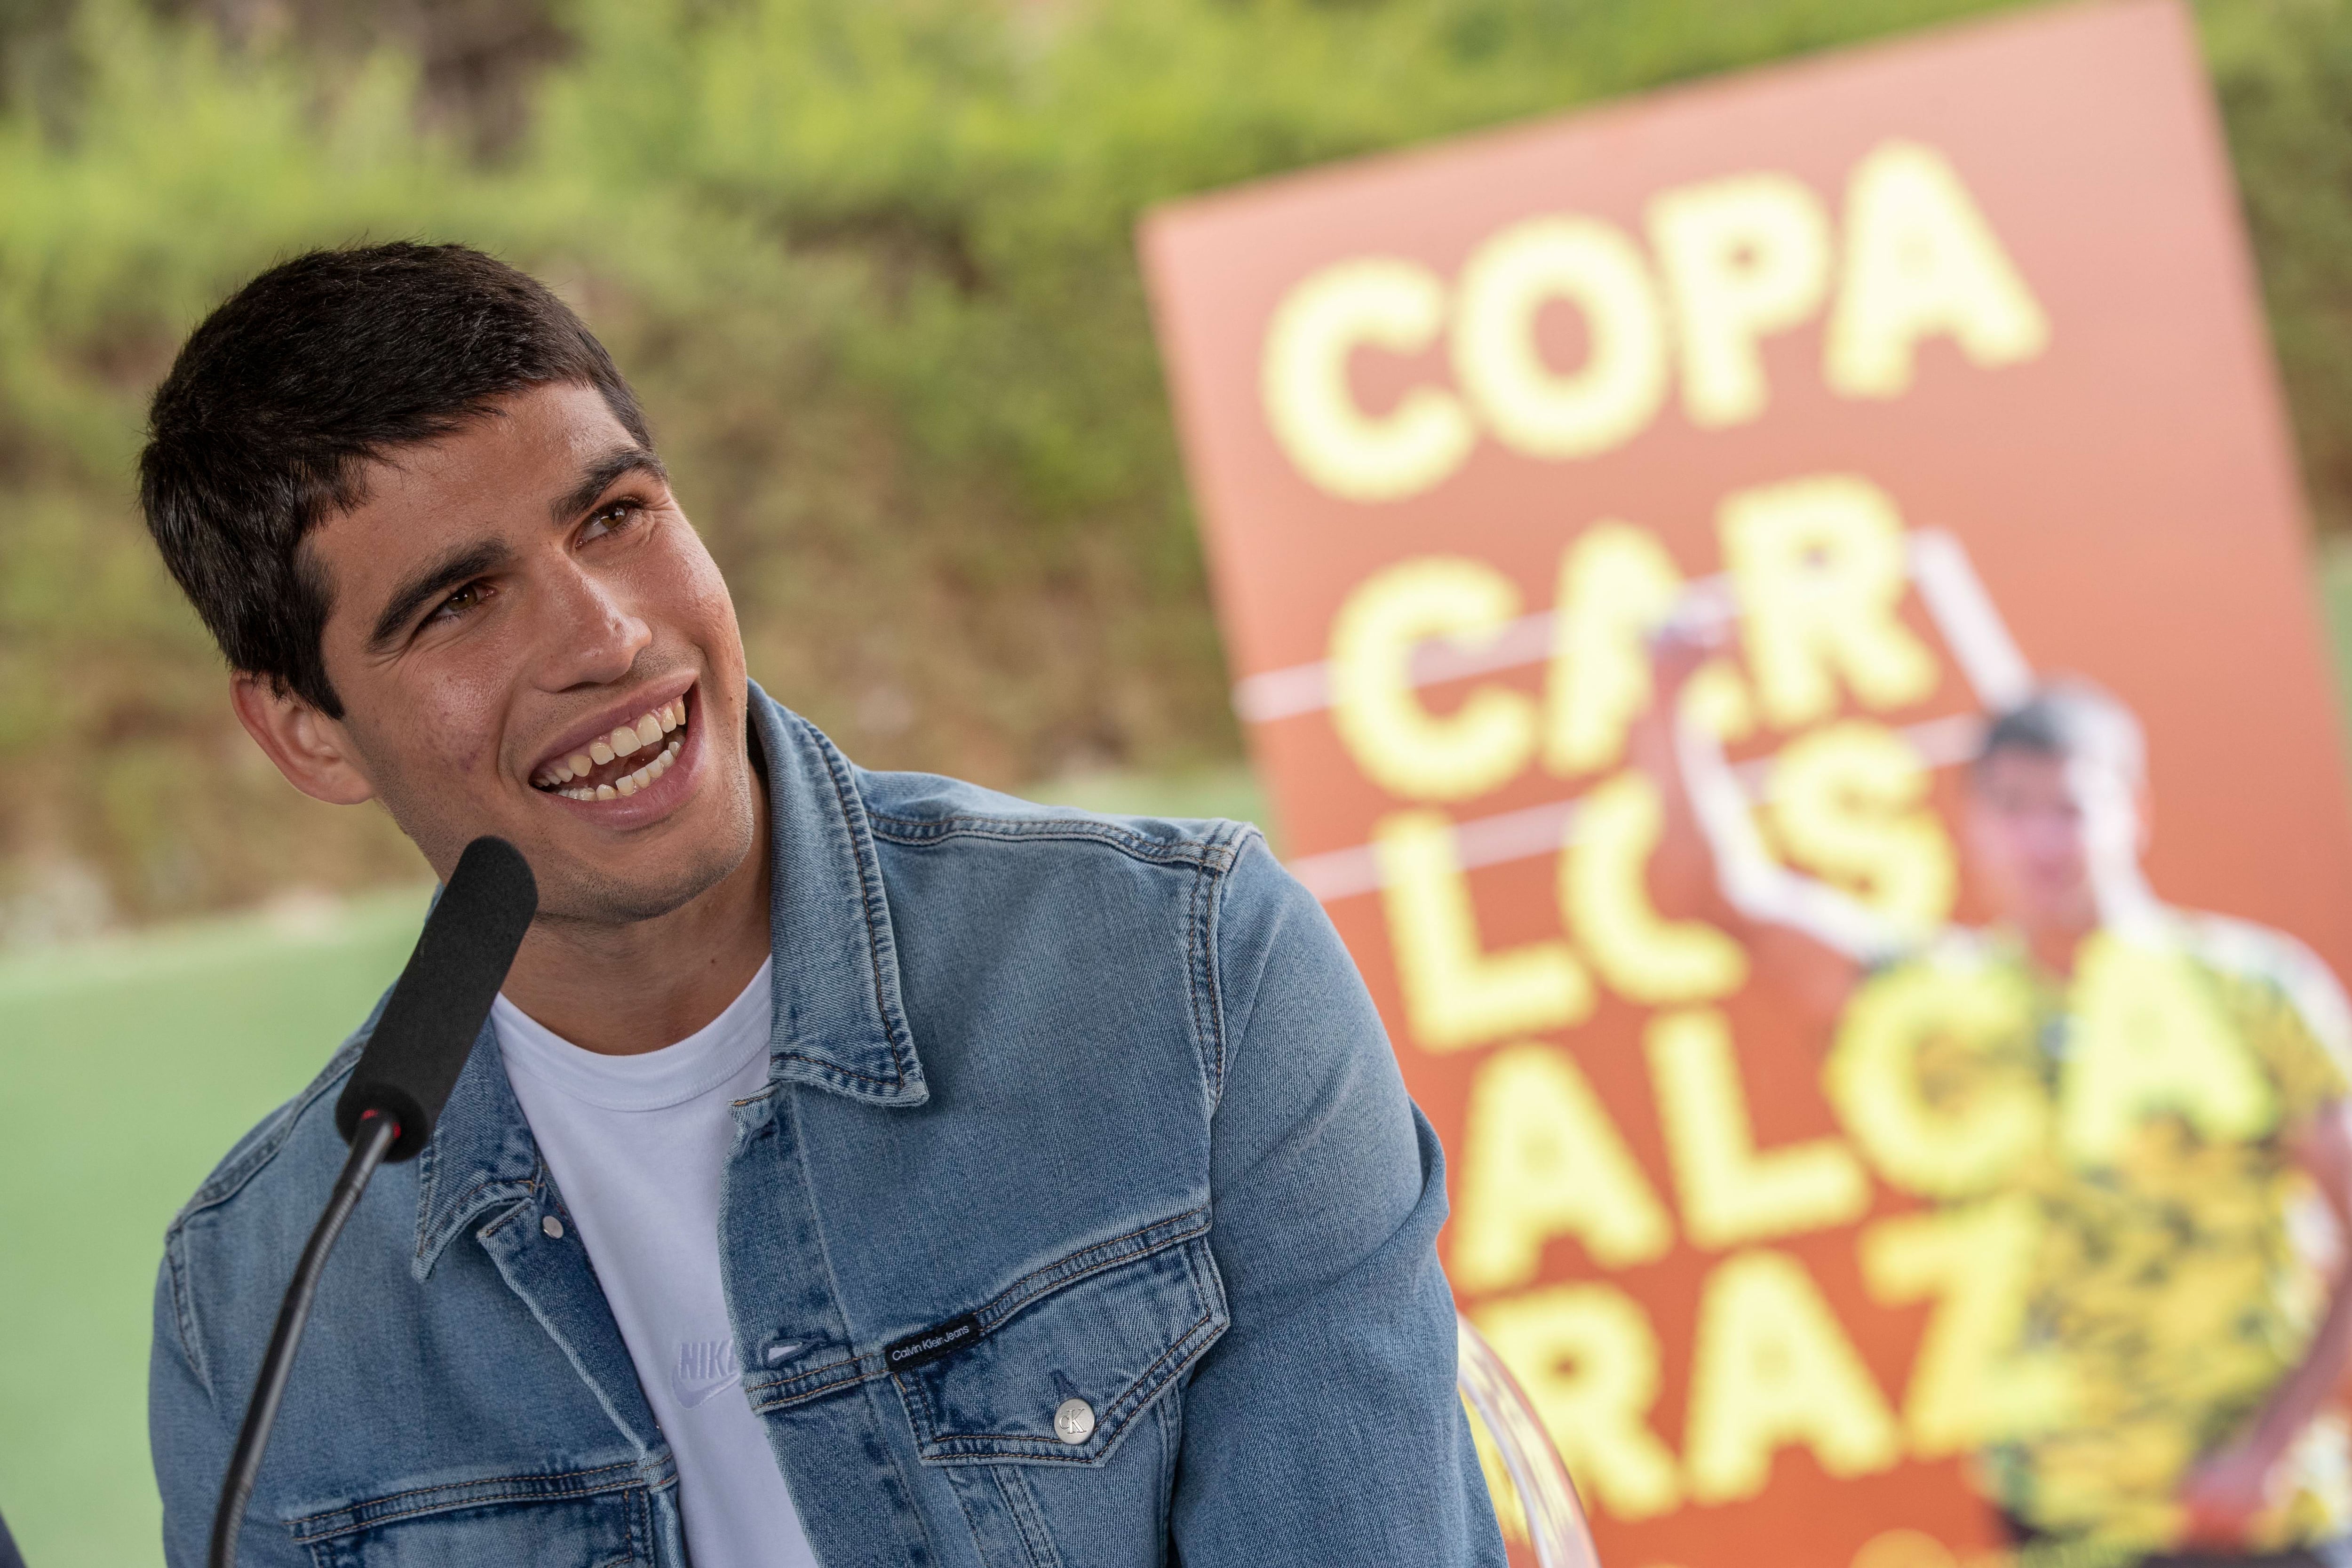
[230, 673, 376, 806]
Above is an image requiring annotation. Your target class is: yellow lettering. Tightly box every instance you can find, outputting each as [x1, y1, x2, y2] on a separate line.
[1649, 172, 1834, 428]
[1261, 258, 1473, 501]
[1454, 1043, 1673, 1288]
[1330, 558, 1538, 801]
[1826, 141, 2050, 399]
[1851, 1531, 1962, 1568]
[1647, 1008, 1869, 1248]
[1861, 1197, 2070, 1455]
[1721, 473, 1939, 728]
[1680, 658, 1758, 744]
[1564, 774, 1748, 1005]
[1375, 813, 1592, 1052]
[1685, 1249, 1902, 1503]
[1453, 216, 1670, 462]
[1826, 955, 2045, 1199]
[1767, 720, 1955, 935]
[1477, 1282, 1684, 1520]
[1543, 523, 1685, 777]
[2060, 931, 2275, 1165]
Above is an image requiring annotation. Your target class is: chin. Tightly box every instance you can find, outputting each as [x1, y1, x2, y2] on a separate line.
[547, 805, 760, 926]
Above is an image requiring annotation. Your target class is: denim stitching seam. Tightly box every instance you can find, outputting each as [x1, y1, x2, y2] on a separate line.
[917, 1299, 1221, 1458]
[808, 722, 914, 1086]
[866, 813, 1224, 868]
[164, 1226, 212, 1400]
[287, 1461, 643, 1542]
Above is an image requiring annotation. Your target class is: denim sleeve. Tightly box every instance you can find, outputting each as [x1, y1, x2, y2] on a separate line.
[1170, 835, 1506, 1565]
[151, 1242, 302, 1568]
[152, 1248, 225, 1568]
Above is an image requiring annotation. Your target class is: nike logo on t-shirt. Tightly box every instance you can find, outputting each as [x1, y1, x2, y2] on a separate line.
[672, 1338, 743, 1408]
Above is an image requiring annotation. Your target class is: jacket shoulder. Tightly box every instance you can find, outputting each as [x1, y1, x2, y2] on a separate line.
[170, 1019, 373, 1235]
[856, 765, 1260, 872]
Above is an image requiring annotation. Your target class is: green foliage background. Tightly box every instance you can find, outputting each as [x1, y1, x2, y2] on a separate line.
[0, 0, 2346, 934]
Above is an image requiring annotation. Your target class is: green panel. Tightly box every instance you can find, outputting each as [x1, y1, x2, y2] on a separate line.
[1023, 763, 1275, 849]
[0, 889, 427, 1568]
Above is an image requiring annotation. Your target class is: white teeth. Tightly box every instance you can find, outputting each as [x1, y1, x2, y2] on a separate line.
[543, 705, 683, 796]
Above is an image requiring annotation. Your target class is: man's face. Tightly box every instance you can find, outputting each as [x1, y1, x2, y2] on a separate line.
[283, 381, 760, 927]
[1963, 748, 2128, 938]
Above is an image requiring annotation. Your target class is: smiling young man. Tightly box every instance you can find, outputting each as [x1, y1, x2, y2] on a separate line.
[142, 244, 1502, 1568]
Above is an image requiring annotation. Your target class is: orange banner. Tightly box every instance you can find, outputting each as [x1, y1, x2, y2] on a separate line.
[1141, 3, 2352, 1565]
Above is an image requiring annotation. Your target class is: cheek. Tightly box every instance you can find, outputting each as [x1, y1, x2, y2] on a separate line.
[373, 672, 504, 782]
[667, 533, 743, 662]
[1964, 816, 2014, 877]
[2025, 819, 2090, 868]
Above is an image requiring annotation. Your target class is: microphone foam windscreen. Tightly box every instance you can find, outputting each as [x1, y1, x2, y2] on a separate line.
[334, 836, 538, 1161]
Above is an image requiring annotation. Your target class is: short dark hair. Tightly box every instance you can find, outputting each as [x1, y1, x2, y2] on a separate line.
[1974, 678, 2145, 786]
[140, 241, 650, 718]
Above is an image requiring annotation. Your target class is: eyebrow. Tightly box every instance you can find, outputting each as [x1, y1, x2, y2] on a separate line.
[368, 539, 515, 653]
[552, 445, 667, 526]
[364, 446, 670, 653]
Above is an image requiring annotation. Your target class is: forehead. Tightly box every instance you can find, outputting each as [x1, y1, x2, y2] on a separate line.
[302, 382, 636, 622]
[330, 382, 631, 538]
[1971, 746, 2074, 796]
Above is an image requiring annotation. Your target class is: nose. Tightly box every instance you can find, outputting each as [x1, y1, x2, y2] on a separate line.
[533, 556, 652, 692]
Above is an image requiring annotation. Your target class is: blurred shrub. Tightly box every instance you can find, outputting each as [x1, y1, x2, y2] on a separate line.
[0, 0, 2336, 927]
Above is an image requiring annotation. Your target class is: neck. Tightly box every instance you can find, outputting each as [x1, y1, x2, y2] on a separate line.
[499, 785, 773, 1055]
[2013, 902, 2107, 973]
[2025, 920, 2089, 977]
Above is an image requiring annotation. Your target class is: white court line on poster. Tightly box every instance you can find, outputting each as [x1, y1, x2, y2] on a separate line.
[1278, 533, 2030, 903]
[1232, 532, 2018, 722]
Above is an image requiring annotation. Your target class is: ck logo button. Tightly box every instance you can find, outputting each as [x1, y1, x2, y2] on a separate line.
[1054, 1397, 1096, 1444]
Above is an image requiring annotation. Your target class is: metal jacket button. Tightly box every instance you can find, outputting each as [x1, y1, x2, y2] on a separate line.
[1054, 1398, 1095, 1444]
[541, 1216, 564, 1239]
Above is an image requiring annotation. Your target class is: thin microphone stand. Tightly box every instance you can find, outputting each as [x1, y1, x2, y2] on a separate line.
[206, 1111, 401, 1568]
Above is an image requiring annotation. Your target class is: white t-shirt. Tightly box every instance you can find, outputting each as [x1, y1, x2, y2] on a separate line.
[495, 961, 818, 1568]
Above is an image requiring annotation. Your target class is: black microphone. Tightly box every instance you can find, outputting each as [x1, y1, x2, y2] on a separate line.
[334, 835, 539, 1160]
[209, 836, 537, 1568]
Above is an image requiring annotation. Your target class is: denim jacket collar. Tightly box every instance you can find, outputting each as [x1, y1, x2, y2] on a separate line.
[744, 681, 927, 1109]
[412, 682, 926, 1278]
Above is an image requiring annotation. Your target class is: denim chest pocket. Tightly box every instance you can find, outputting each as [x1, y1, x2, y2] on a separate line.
[892, 1210, 1228, 1468]
[287, 1461, 655, 1568]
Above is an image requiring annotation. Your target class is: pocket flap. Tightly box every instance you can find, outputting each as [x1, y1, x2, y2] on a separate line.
[287, 1458, 655, 1565]
[892, 1208, 1227, 1466]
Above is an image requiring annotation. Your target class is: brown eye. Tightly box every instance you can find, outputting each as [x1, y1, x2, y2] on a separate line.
[428, 582, 486, 624]
[581, 500, 642, 542]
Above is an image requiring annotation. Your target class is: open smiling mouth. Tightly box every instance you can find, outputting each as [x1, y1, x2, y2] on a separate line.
[531, 692, 690, 801]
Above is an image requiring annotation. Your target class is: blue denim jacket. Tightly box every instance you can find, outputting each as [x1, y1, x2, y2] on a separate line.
[151, 685, 1504, 1567]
